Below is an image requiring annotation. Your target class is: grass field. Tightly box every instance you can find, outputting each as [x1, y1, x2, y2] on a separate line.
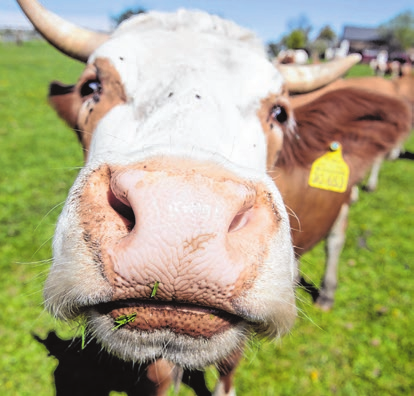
[0, 41, 413, 395]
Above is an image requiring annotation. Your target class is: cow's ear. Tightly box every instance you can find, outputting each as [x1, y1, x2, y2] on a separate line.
[48, 81, 80, 129]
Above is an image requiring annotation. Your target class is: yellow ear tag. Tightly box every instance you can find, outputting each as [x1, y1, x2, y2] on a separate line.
[308, 142, 349, 193]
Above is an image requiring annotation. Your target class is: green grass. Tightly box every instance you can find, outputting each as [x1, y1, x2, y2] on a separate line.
[0, 41, 84, 395]
[1, 41, 413, 395]
[345, 63, 375, 77]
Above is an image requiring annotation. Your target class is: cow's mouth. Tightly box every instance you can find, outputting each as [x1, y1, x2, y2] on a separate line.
[93, 300, 243, 338]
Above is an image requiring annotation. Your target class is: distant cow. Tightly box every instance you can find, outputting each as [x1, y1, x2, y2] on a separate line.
[18, 0, 366, 394]
[370, 50, 410, 78]
[276, 49, 309, 65]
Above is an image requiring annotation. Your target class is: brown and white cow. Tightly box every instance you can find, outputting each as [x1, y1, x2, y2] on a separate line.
[291, 73, 414, 193]
[290, 74, 414, 120]
[278, 75, 412, 311]
[273, 87, 411, 310]
[275, 49, 309, 65]
[18, 0, 365, 394]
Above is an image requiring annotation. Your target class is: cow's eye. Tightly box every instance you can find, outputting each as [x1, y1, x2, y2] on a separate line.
[270, 105, 288, 124]
[80, 79, 102, 99]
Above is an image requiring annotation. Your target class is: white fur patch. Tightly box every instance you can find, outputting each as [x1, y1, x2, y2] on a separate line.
[87, 10, 285, 171]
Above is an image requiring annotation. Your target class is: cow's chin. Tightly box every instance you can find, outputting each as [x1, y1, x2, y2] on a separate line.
[85, 303, 250, 369]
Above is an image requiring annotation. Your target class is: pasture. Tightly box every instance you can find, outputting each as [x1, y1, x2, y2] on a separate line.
[0, 41, 413, 395]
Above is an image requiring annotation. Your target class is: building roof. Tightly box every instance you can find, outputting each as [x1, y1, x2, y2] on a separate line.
[342, 26, 382, 42]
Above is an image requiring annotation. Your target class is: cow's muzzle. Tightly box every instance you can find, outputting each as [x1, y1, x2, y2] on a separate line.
[46, 156, 295, 366]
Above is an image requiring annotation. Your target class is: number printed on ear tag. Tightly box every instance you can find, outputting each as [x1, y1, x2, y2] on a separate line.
[308, 142, 349, 193]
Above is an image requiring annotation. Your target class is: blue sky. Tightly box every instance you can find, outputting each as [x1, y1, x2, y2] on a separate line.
[2, 0, 413, 43]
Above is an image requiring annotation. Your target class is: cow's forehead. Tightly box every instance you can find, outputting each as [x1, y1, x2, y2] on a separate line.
[89, 10, 284, 102]
[91, 35, 283, 99]
[85, 11, 285, 171]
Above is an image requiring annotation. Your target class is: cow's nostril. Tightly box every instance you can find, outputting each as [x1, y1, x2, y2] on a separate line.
[228, 207, 252, 233]
[107, 189, 136, 231]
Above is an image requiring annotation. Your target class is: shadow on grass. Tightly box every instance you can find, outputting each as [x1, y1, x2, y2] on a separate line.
[398, 150, 414, 160]
[34, 332, 211, 396]
[298, 277, 320, 303]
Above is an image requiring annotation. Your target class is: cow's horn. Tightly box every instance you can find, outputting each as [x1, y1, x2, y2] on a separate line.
[17, 0, 109, 62]
[277, 54, 362, 93]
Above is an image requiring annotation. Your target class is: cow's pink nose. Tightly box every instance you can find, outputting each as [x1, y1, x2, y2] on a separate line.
[109, 168, 255, 237]
[103, 163, 277, 307]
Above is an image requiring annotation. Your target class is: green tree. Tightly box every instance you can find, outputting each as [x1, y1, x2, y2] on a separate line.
[287, 13, 312, 39]
[316, 25, 337, 43]
[379, 10, 414, 51]
[282, 29, 308, 49]
[310, 25, 337, 59]
[280, 13, 312, 49]
[112, 7, 147, 27]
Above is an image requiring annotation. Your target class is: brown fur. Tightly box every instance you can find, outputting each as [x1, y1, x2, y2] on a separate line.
[257, 93, 293, 169]
[289, 75, 414, 195]
[272, 87, 411, 255]
[215, 348, 244, 395]
[290, 75, 414, 116]
[279, 87, 410, 176]
[49, 58, 126, 157]
[273, 168, 350, 254]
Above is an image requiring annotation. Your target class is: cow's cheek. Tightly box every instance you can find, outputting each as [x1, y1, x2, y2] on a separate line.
[76, 100, 97, 153]
[266, 125, 284, 168]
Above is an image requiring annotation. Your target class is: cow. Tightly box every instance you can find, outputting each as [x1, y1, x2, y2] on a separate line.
[369, 50, 398, 77]
[290, 74, 414, 115]
[272, 87, 411, 310]
[288, 75, 414, 307]
[275, 49, 309, 65]
[370, 52, 412, 78]
[18, 0, 364, 394]
[290, 74, 414, 192]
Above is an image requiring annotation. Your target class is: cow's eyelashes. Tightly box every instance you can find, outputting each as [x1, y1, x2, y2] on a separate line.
[270, 105, 288, 124]
[80, 79, 102, 99]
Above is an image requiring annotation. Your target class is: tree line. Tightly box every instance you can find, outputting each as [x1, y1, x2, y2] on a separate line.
[268, 10, 414, 57]
[112, 8, 414, 57]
